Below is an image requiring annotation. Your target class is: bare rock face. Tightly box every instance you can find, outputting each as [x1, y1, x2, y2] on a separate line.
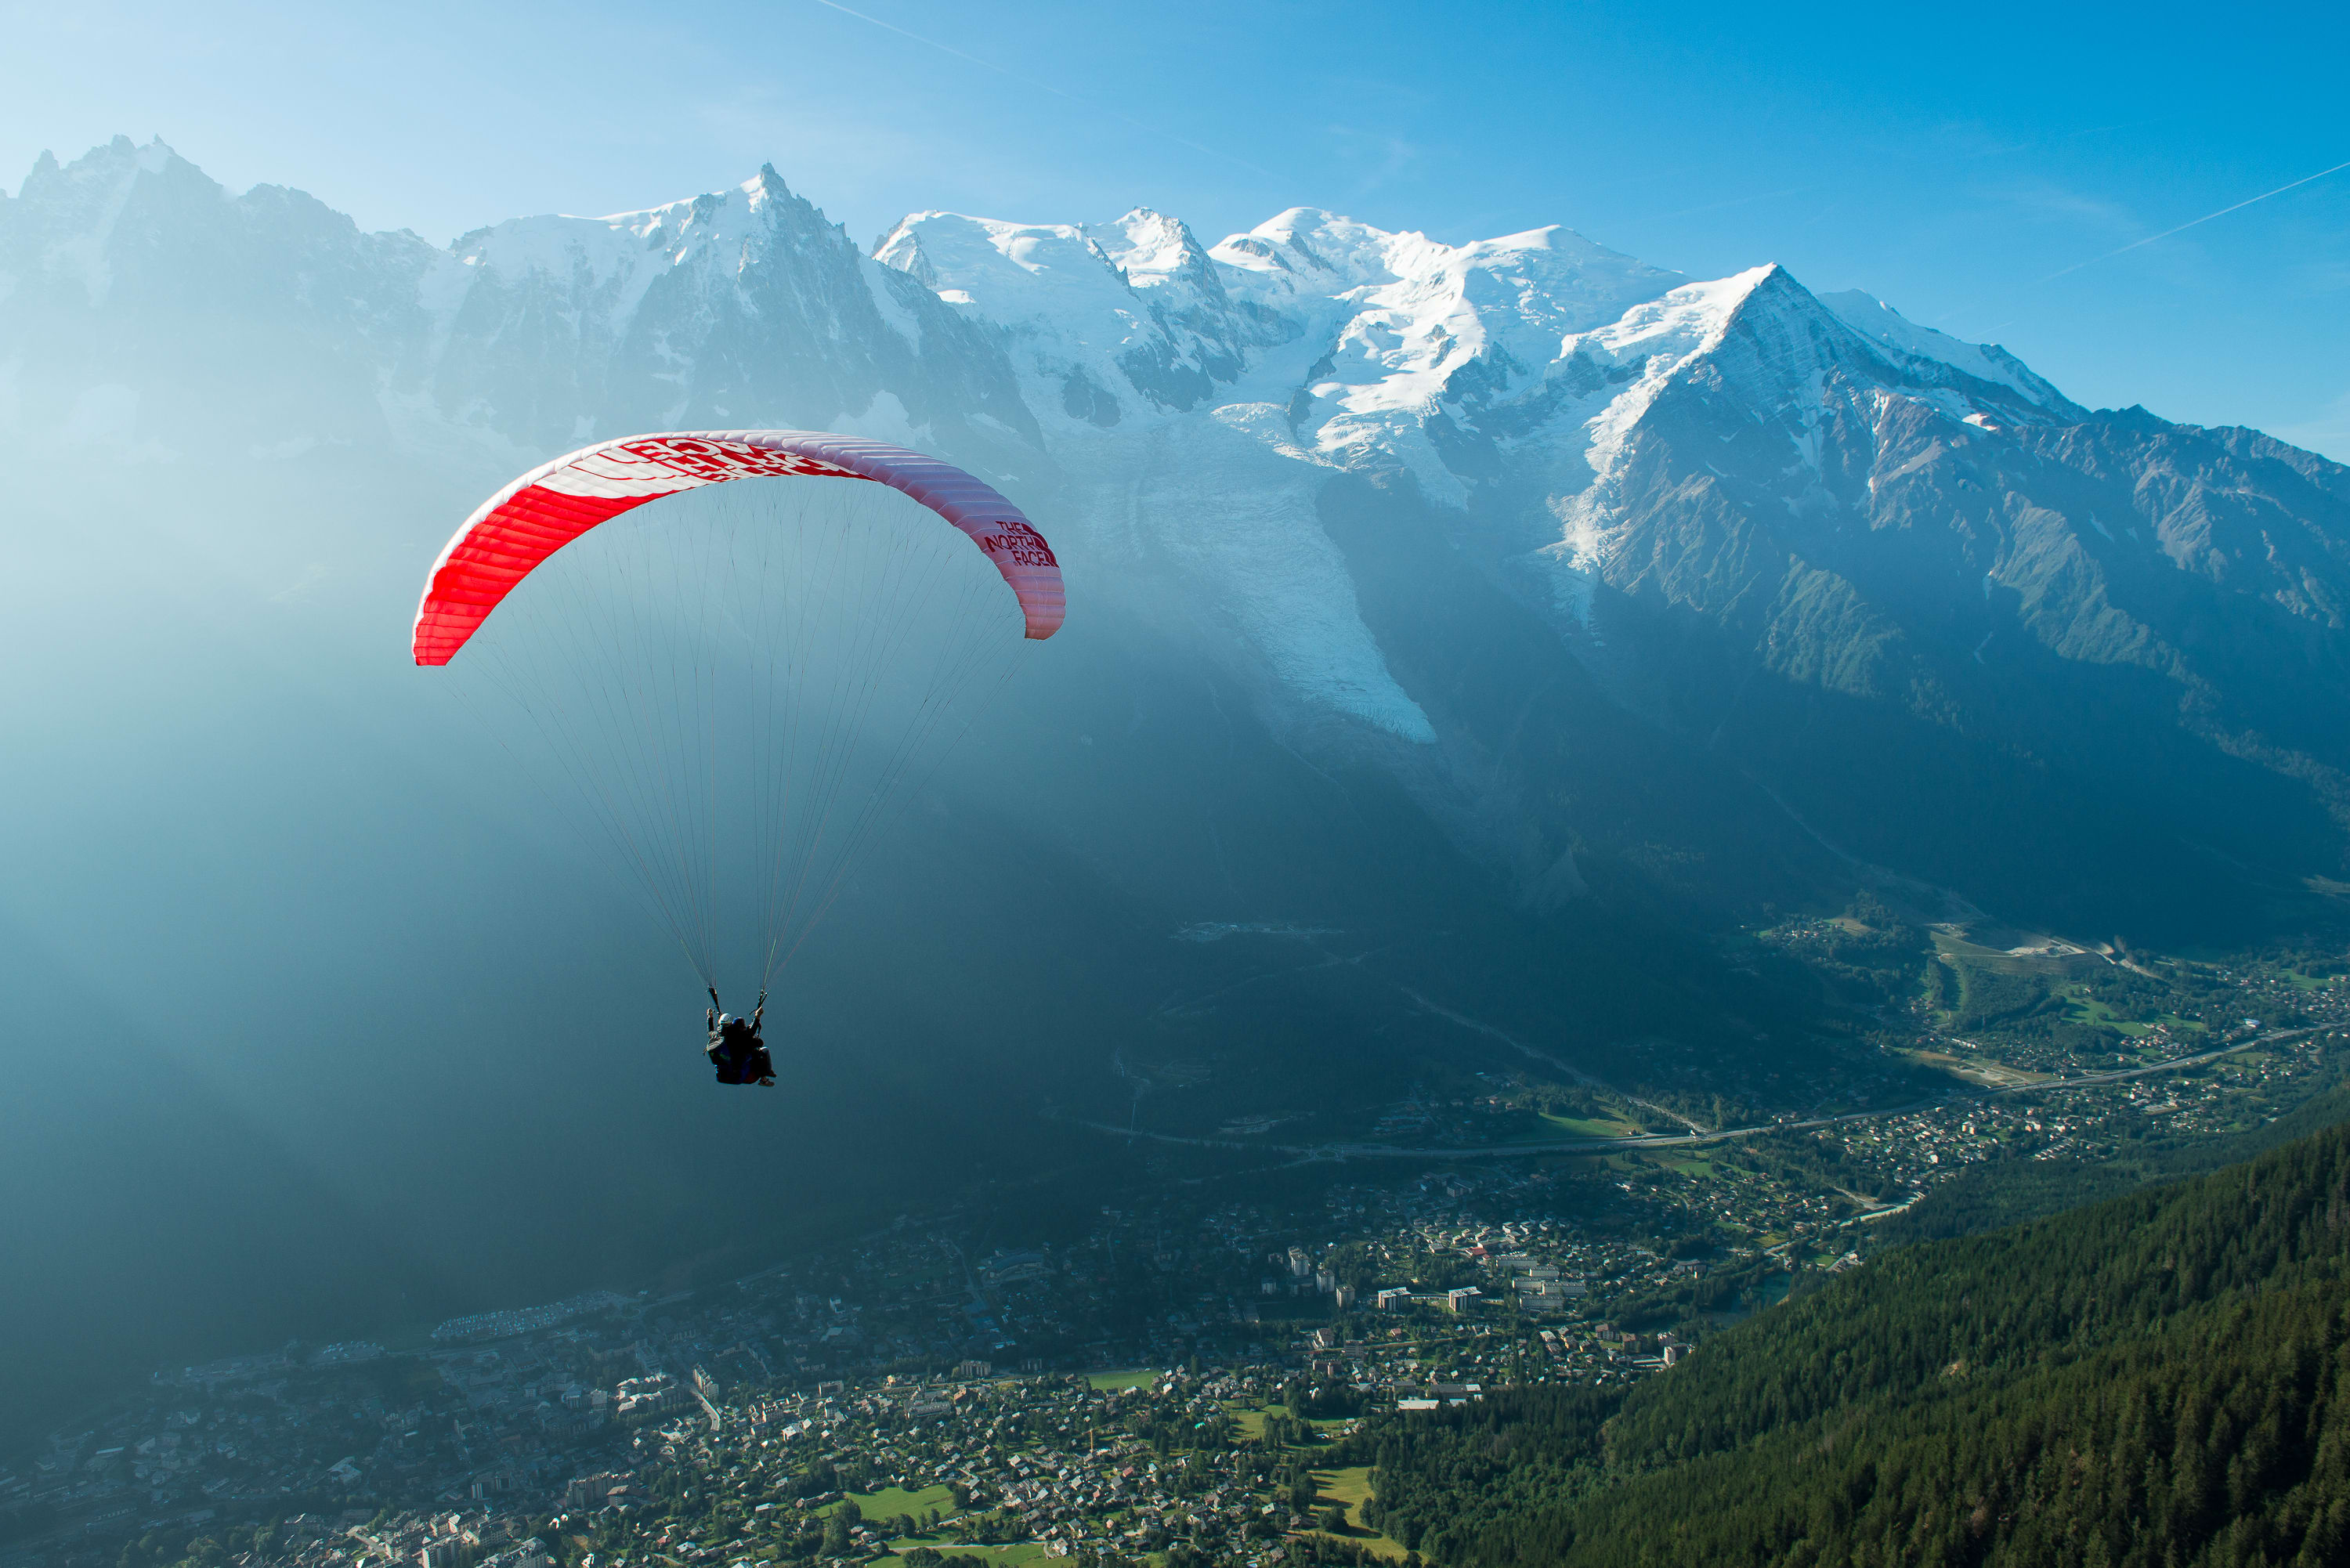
[0, 141, 1039, 472]
[1542, 274, 2350, 934]
[9, 136, 2350, 939]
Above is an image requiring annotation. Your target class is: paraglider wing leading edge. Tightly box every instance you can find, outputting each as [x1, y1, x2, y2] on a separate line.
[410, 430, 1065, 665]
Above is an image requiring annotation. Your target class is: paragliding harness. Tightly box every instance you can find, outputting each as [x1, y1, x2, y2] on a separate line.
[706, 988, 776, 1087]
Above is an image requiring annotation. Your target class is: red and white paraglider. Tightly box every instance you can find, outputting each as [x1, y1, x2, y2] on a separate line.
[414, 431, 1064, 1008]
[414, 432, 1065, 663]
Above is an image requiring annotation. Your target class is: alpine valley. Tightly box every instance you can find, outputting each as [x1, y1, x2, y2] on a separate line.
[6, 136, 2350, 1435]
[12, 138, 2350, 945]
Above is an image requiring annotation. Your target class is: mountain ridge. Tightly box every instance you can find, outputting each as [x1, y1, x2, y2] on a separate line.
[9, 127, 2350, 1443]
[9, 135, 2350, 938]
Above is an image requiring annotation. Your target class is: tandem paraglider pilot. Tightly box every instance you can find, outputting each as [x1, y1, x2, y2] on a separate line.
[705, 990, 776, 1087]
[409, 430, 1066, 1094]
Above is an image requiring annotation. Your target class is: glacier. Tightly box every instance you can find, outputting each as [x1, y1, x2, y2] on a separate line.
[0, 136, 2096, 747]
[10, 135, 2350, 933]
[18, 135, 2350, 1441]
[863, 196, 2098, 745]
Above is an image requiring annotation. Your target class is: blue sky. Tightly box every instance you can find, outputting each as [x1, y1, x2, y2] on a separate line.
[8, 0, 2347, 453]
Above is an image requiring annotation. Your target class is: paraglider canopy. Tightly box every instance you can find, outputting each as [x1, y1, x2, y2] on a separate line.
[412, 430, 1065, 665]
[410, 430, 1066, 995]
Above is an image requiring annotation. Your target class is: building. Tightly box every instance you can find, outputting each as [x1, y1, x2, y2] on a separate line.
[563, 1472, 631, 1512]
[613, 1375, 685, 1418]
[982, 1250, 1048, 1287]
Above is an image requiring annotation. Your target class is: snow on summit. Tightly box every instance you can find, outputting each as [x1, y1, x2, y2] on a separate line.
[862, 195, 2110, 742]
[0, 137, 2113, 754]
[1817, 289, 2081, 420]
[873, 195, 2081, 504]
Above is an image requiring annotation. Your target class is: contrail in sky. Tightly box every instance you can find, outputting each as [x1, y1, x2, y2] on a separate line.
[2038, 156, 2350, 282]
[804, 0, 1288, 183]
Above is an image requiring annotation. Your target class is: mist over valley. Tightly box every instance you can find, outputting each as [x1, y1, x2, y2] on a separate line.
[7, 89, 2350, 1568]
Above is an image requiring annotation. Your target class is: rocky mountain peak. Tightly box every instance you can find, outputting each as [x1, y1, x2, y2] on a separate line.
[9, 140, 2350, 935]
[1084, 208, 1217, 292]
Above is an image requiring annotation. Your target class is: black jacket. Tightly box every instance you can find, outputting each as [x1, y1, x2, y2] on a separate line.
[707, 1017, 772, 1085]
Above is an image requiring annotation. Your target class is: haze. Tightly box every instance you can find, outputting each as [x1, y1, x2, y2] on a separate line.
[7, 0, 2350, 1471]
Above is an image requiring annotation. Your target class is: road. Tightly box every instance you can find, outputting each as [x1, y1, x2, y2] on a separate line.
[1402, 989, 1713, 1133]
[1045, 1026, 2326, 1162]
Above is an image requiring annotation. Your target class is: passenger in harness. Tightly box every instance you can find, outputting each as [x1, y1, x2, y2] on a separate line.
[705, 989, 776, 1086]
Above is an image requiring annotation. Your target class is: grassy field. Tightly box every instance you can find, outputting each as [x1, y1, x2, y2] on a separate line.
[1307, 1466, 1406, 1560]
[1228, 1399, 1346, 1445]
[2059, 988, 2171, 1037]
[2055, 985, 2210, 1040]
[1903, 1049, 2050, 1088]
[880, 1543, 1047, 1567]
[822, 1484, 956, 1521]
[1541, 1111, 1642, 1138]
[1930, 930, 2097, 975]
[2065, 990, 2149, 1035]
[1086, 1368, 1159, 1392]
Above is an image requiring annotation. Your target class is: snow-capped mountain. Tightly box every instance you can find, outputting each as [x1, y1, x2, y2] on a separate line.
[9, 135, 2350, 938]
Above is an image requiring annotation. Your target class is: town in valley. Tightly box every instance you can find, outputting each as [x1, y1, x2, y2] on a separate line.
[8, 939, 2347, 1568]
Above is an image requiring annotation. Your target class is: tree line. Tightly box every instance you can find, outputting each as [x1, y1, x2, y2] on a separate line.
[1333, 1118, 2350, 1566]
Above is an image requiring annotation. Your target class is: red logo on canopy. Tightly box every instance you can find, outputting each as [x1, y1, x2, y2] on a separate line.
[614, 438, 853, 483]
[988, 518, 1059, 569]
